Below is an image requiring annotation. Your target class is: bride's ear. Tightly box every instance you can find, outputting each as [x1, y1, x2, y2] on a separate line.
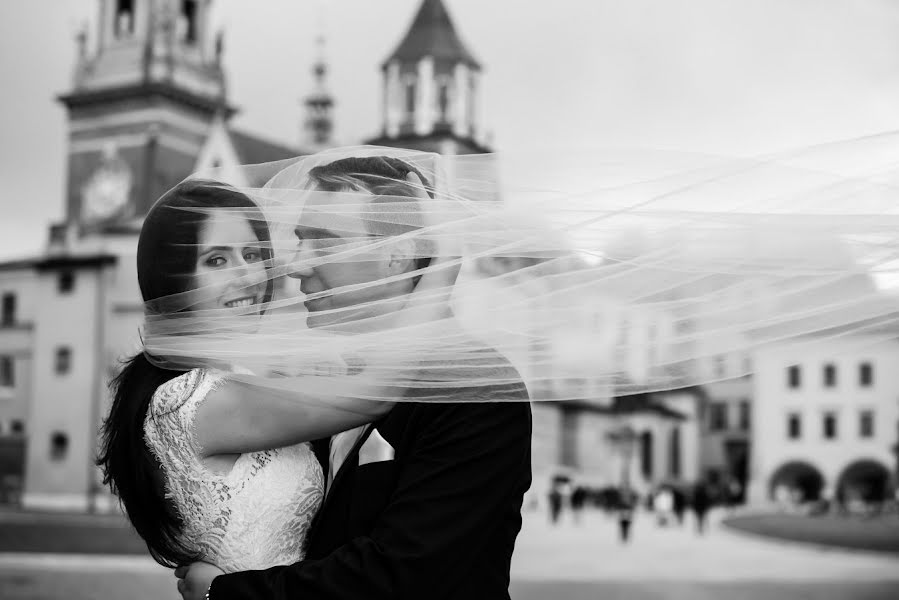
[386, 238, 418, 275]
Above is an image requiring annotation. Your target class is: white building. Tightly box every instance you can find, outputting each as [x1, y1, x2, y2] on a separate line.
[749, 336, 899, 504]
[0, 0, 303, 511]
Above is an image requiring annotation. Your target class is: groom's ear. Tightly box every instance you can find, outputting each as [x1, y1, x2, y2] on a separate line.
[386, 238, 418, 275]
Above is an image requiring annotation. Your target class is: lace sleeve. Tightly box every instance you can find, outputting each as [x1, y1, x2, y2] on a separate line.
[144, 368, 225, 472]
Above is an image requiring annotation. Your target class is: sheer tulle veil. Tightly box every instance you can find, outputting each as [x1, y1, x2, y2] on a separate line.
[138, 135, 899, 402]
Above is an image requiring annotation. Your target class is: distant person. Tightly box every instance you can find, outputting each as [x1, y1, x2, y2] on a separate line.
[655, 487, 674, 527]
[548, 486, 563, 525]
[617, 490, 635, 544]
[672, 487, 687, 526]
[571, 486, 587, 524]
[692, 483, 711, 535]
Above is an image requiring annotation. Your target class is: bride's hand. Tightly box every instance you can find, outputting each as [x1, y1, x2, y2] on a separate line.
[175, 561, 225, 600]
[392, 172, 461, 325]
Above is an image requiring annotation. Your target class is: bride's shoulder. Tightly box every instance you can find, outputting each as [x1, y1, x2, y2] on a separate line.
[148, 368, 226, 417]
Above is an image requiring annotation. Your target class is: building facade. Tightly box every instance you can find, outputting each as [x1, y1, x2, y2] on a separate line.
[749, 337, 899, 504]
[0, 0, 300, 511]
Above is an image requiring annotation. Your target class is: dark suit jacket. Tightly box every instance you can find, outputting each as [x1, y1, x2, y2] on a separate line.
[210, 354, 532, 600]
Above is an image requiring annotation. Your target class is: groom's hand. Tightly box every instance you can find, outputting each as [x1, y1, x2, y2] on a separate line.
[175, 561, 225, 600]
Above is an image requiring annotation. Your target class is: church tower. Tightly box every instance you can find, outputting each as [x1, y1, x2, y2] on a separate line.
[58, 0, 233, 234]
[302, 36, 335, 149]
[367, 0, 489, 155]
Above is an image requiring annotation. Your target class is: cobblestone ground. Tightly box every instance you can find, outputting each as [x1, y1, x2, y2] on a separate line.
[1, 508, 897, 599]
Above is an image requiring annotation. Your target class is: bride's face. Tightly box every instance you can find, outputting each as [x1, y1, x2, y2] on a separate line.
[186, 211, 268, 314]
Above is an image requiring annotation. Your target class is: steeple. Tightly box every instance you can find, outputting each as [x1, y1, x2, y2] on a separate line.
[71, 0, 227, 104]
[303, 36, 334, 149]
[57, 0, 236, 233]
[368, 0, 489, 155]
[383, 0, 480, 70]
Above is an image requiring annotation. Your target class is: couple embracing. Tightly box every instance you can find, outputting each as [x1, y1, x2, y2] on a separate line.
[98, 149, 533, 600]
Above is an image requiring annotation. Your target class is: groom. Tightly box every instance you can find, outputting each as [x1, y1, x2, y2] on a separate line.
[176, 156, 533, 600]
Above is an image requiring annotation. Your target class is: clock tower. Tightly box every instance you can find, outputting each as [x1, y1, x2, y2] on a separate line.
[58, 0, 233, 234]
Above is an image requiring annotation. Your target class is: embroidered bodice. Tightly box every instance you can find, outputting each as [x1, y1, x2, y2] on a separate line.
[144, 368, 324, 572]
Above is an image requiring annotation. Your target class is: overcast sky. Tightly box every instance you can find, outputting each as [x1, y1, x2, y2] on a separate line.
[1, 0, 898, 260]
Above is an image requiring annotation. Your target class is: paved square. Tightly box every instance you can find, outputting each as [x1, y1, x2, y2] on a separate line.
[1, 508, 897, 599]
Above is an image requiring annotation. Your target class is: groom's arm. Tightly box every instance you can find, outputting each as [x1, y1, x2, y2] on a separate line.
[209, 394, 531, 600]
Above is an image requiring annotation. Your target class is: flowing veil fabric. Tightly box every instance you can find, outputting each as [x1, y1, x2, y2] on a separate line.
[140, 136, 899, 402]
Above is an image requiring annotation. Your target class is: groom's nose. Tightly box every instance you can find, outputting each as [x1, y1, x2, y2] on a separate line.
[286, 246, 315, 279]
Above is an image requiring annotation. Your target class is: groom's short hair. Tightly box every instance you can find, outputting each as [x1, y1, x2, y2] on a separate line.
[306, 156, 435, 272]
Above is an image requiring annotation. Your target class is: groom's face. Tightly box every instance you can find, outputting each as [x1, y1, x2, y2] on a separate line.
[288, 190, 407, 327]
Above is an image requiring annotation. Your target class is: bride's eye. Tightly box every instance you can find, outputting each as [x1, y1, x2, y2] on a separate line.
[205, 256, 226, 267]
[243, 249, 262, 262]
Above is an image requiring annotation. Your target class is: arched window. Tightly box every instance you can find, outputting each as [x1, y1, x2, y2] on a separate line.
[181, 0, 198, 44]
[405, 81, 417, 119]
[437, 82, 450, 123]
[115, 0, 135, 38]
[50, 432, 69, 461]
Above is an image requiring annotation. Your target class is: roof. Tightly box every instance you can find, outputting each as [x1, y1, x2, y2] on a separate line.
[560, 393, 688, 421]
[36, 254, 118, 271]
[383, 0, 480, 69]
[0, 257, 39, 273]
[230, 129, 302, 165]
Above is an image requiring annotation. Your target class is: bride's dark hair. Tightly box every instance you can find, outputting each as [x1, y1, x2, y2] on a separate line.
[97, 179, 274, 567]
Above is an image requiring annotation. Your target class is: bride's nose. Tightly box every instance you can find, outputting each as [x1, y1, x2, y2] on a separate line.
[232, 257, 265, 287]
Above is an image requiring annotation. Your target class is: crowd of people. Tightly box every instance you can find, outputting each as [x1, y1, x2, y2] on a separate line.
[543, 476, 742, 543]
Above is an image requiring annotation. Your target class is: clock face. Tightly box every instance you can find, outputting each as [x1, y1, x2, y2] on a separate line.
[81, 153, 132, 223]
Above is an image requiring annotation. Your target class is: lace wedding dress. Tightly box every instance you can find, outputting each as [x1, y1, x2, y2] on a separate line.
[144, 368, 324, 572]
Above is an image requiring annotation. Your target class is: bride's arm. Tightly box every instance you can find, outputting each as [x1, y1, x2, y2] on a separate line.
[193, 379, 393, 457]
[193, 238, 460, 458]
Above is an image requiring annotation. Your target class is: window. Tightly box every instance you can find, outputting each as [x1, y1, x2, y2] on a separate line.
[859, 362, 873, 387]
[640, 431, 653, 479]
[787, 413, 801, 439]
[0, 356, 13, 387]
[668, 427, 681, 478]
[115, 0, 134, 37]
[438, 83, 450, 123]
[405, 81, 416, 117]
[859, 410, 874, 438]
[181, 0, 198, 43]
[1, 293, 15, 325]
[55, 347, 72, 375]
[559, 406, 578, 468]
[50, 432, 69, 461]
[823, 412, 837, 440]
[708, 402, 728, 432]
[738, 399, 751, 431]
[823, 363, 837, 387]
[58, 271, 75, 294]
[714, 355, 727, 379]
[742, 355, 753, 375]
[787, 365, 801, 389]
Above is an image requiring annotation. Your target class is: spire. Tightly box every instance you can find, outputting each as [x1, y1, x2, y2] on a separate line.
[303, 35, 334, 147]
[383, 0, 480, 70]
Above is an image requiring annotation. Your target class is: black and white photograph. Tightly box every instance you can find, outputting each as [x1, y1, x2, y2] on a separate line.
[1, 1, 899, 599]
